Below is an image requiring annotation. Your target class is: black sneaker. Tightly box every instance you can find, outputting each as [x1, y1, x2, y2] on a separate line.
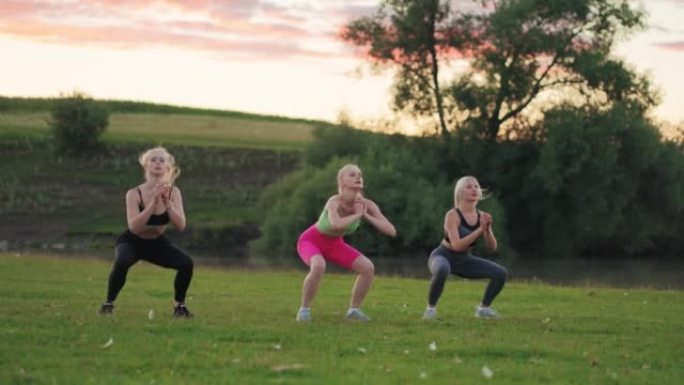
[99, 302, 114, 315]
[173, 303, 193, 318]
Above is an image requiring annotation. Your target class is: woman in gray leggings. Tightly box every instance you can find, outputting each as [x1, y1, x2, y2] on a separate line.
[423, 176, 507, 320]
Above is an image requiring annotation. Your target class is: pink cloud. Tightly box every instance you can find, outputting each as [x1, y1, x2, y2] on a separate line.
[0, 1, 35, 18]
[0, 18, 337, 60]
[0, 0, 361, 60]
[654, 41, 684, 51]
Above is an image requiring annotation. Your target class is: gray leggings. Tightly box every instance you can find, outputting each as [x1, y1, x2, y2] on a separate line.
[427, 245, 507, 307]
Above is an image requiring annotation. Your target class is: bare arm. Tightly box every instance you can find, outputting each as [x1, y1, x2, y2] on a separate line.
[326, 196, 364, 232]
[362, 199, 397, 237]
[164, 186, 187, 231]
[444, 210, 484, 252]
[480, 211, 498, 252]
[126, 189, 159, 233]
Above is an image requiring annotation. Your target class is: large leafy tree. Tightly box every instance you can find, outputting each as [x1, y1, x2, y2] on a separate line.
[342, 0, 453, 135]
[342, 0, 658, 139]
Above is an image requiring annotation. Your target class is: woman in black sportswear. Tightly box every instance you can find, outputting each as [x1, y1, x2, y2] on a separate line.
[99, 147, 193, 317]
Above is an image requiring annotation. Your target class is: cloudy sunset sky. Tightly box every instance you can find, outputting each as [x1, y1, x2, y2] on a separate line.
[2, 0, 684, 125]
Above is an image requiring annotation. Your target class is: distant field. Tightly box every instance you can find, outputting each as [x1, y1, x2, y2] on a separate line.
[0, 111, 315, 151]
[0, 96, 321, 123]
[0, 97, 320, 250]
[1, 255, 683, 385]
[0, 138, 299, 251]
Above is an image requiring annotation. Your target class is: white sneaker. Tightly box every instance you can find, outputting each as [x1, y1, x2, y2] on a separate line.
[475, 305, 501, 319]
[422, 307, 437, 320]
[345, 308, 371, 322]
[296, 308, 311, 322]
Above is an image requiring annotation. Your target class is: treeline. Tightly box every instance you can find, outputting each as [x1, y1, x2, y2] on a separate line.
[0, 96, 320, 125]
[253, 102, 684, 260]
[252, 0, 684, 261]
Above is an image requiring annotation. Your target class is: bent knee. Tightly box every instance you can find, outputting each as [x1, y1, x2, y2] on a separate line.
[493, 266, 508, 282]
[433, 264, 450, 278]
[355, 258, 374, 276]
[365, 261, 375, 276]
[430, 260, 450, 278]
[309, 260, 326, 275]
[179, 257, 194, 271]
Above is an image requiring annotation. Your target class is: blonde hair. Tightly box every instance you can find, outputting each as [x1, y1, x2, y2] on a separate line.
[138, 146, 180, 185]
[337, 163, 361, 194]
[453, 175, 487, 206]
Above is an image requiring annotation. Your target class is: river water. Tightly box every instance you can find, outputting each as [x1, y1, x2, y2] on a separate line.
[204, 254, 683, 290]
[8, 249, 683, 290]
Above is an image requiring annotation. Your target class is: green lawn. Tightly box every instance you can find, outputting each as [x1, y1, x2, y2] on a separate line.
[1, 255, 682, 385]
[0, 111, 315, 151]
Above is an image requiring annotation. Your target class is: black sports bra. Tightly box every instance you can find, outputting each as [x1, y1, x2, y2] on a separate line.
[137, 187, 171, 226]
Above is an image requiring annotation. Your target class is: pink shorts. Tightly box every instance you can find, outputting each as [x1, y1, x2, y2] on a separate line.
[296, 225, 362, 269]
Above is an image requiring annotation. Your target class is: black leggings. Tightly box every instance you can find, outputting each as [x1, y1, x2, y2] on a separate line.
[427, 245, 507, 307]
[106, 231, 193, 303]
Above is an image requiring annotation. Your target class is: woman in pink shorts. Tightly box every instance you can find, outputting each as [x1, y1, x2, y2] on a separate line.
[295, 164, 396, 322]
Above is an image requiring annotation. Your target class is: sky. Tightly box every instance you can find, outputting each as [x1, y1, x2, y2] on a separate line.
[1, 0, 684, 126]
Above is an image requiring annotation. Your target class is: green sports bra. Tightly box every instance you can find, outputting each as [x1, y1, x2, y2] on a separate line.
[315, 208, 361, 236]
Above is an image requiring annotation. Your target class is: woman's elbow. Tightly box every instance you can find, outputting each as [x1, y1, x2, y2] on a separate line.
[175, 220, 187, 232]
[127, 221, 138, 232]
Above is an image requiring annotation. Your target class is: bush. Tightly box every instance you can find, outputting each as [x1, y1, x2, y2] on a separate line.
[50, 93, 109, 156]
[304, 125, 377, 167]
[253, 127, 513, 258]
[530, 103, 684, 257]
[251, 161, 343, 257]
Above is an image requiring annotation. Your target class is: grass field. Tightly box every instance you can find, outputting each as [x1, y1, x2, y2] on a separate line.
[0, 111, 315, 151]
[1, 254, 682, 385]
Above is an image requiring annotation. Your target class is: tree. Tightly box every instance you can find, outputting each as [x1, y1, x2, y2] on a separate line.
[50, 92, 109, 156]
[528, 102, 684, 257]
[342, 0, 452, 135]
[342, 0, 658, 139]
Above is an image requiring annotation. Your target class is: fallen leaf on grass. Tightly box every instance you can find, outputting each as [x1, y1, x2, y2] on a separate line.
[428, 341, 437, 352]
[419, 371, 427, 379]
[271, 364, 309, 372]
[148, 310, 155, 320]
[101, 337, 114, 349]
[482, 365, 494, 378]
[272, 344, 282, 351]
[358, 347, 367, 354]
